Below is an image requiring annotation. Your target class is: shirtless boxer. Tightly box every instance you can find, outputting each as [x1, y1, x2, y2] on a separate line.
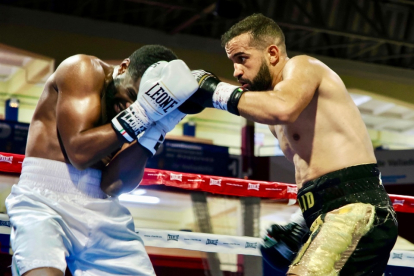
[5, 45, 199, 276]
[185, 14, 398, 275]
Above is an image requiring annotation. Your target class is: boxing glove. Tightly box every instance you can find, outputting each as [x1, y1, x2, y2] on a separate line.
[112, 60, 198, 142]
[138, 109, 186, 155]
[260, 212, 309, 272]
[185, 70, 246, 115]
[177, 70, 212, 115]
[178, 99, 205, 114]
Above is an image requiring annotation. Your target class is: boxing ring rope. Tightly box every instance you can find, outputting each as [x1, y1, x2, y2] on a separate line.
[1, 152, 414, 269]
[0, 152, 413, 212]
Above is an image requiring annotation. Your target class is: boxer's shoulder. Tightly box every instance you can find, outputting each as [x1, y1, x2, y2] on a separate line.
[284, 55, 325, 72]
[57, 55, 106, 77]
[54, 54, 107, 94]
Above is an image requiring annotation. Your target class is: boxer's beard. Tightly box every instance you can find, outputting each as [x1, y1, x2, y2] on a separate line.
[240, 59, 272, 91]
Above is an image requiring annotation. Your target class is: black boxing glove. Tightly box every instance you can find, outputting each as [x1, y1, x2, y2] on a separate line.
[260, 213, 309, 272]
[184, 70, 246, 116]
[177, 70, 208, 114]
[178, 98, 205, 114]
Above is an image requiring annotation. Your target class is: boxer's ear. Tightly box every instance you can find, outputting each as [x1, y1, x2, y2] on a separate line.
[267, 45, 280, 65]
[118, 58, 131, 75]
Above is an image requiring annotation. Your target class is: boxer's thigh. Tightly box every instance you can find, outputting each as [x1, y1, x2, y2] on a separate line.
[339, 205, 398, 276]
[6, 185, 68, 275]
[68, 198, 156, 276]
[288, 203, 378, 276]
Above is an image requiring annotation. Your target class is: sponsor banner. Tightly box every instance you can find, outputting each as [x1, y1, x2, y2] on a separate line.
[376, 150, 414, 184]
[135, 228, 261, 256]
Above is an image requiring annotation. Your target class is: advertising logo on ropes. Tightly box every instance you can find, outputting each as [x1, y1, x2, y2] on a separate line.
[393, 199, 405, 206]
[170, 173, 182, 181]
[206, 239, 219, 245]
[245, 242, 258, 249]
[247, 183, 260, 191]
[167, 234, 179, 241]
[0, 154, 13, 164]
[0, 220, 11, 227]
[287, 186, 298, 194]
[210, 178, 222, 186]
[392, 253, 403, 259]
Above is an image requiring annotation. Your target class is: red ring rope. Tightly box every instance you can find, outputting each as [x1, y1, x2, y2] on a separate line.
[0, 152, 413, 213]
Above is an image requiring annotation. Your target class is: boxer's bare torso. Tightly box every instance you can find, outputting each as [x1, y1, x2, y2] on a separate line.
[26, 54, 134, 170]
[225, 33, 376, 188]
[268, 57, 376, 188]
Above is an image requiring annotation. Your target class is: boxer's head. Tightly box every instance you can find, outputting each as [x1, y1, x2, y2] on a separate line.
[108, 45, 178, 116]
[222, 14, 286, 91]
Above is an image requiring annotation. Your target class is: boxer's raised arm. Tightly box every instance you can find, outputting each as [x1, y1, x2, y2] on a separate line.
[100, 141, 151, 197]
[238, 56, 321, 124]
[55, 55, 124, 170]
[101, 109, 186, 196]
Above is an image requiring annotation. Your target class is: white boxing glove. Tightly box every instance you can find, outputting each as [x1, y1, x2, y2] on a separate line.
[138, 109, 186, 155]
[112, 60, 198, 142]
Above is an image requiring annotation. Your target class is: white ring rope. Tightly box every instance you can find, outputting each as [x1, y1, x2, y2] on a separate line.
[134, 227, 414, 268]
[136, 228, 261, 256]
[0, 197, 413, 269]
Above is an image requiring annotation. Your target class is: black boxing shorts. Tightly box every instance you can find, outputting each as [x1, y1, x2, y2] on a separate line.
[288, 164, 398, 276]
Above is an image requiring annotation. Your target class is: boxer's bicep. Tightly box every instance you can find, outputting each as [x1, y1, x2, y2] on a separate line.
[55, 56, 107, 166]
[56, 56, 104, 135]
[56, 88, 102, 141]
[274, 56, 322, 121]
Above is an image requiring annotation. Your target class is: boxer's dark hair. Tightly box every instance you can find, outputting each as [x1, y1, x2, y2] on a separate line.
[221, 13, 286, 52]
[127, 45, 178, 81]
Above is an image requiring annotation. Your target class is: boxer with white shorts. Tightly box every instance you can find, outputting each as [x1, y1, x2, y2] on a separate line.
[6, 45, 200, 276]
[7, 157, 155, 276]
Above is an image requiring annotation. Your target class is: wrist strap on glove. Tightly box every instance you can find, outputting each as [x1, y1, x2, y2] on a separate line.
[111, 102, 152, 142]
[138, 109, 186, 155]
[212, 83, 245, 116]
[138, 125, 165, 155]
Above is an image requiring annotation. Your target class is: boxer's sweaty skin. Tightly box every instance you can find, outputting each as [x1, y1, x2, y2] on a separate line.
[25, 54, 150, 196]
[226, 33, 376, 189]
[26, 55, 136, 169]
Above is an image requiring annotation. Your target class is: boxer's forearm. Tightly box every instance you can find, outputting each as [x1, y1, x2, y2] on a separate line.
[238, 90, 303, 125]
[100, 141, 151, 197]
[63, 123, 125, 170]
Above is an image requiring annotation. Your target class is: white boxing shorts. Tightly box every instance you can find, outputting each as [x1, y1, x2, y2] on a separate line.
[5, 157, 155, 276]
